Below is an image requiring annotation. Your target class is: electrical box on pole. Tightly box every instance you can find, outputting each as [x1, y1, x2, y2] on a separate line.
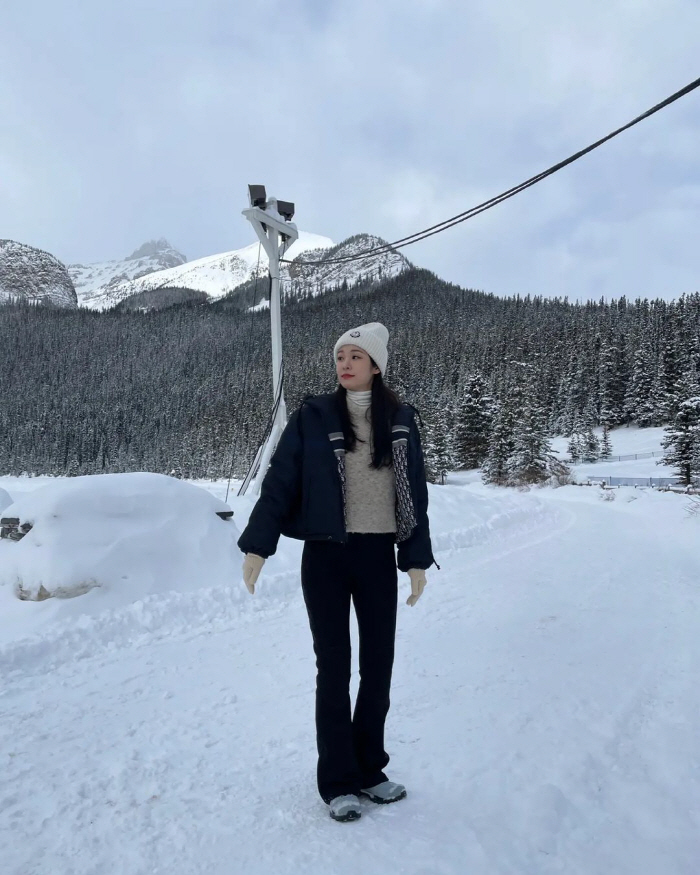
[241, 185, 299, 496]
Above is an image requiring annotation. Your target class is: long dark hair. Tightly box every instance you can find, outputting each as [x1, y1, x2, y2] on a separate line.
[333, 361, 402, 469]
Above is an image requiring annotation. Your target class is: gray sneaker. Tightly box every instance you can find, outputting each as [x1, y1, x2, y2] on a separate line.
[328, 794, 362, 822]
[360, 780, 407, 804]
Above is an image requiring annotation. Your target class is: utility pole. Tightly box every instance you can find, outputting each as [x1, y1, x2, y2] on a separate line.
[240, 185, 299, 495]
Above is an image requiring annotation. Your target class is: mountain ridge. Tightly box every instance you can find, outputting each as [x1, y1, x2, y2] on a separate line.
[71, 232, 410, 311]
[0, 232, 412, 313]
[0, 240, 78, 308]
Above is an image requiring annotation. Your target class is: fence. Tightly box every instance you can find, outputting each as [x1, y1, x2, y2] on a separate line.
[575, 450, 664, 464]
[579, 475, 683, 488]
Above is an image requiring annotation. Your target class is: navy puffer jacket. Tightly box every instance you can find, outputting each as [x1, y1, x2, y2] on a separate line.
[237, 393, 440, 572]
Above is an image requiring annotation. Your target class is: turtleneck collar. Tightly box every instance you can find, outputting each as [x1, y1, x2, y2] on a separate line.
[346, 389, 372, 410]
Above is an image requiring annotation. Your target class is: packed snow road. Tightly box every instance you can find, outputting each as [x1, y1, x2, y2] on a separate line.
[1, 479, 698, 875]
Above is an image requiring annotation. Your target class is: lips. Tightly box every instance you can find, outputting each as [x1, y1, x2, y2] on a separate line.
[341, 375, 354, 379]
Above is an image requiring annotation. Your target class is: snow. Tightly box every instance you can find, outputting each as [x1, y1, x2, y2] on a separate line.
[551, 425, 676, 479]
[69, 241, 188, 307]
[0, 486, 12, 513]
[287, 233, 410, 298]
[0, 473, 237, 645]
[70, 231, 411, 312]
[551, 425, 667, 462]
[76, 232, 336, 310]
[1, 429, 699, 874]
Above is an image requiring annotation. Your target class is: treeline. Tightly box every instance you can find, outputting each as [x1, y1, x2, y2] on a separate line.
[1, 268, 699, 482]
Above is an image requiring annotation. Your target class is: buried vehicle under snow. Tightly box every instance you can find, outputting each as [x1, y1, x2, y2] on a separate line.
[0, 473, 236, 602]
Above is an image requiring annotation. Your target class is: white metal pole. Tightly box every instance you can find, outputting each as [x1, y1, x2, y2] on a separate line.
[241, 197, 298, 496]
[268, 224, 286, 428]
[250, 225, 287, 496]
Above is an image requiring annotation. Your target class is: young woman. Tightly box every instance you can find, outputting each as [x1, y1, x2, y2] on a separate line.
[237, 322, 439, 822]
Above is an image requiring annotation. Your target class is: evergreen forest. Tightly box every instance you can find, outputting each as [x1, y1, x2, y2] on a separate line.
[1, 268, 699, 485]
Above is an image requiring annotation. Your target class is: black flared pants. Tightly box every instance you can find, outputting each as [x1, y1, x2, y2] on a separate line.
[301, 532, 398, 804]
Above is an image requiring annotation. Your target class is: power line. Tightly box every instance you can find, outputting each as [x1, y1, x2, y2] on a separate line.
[283, 74, 700, 267]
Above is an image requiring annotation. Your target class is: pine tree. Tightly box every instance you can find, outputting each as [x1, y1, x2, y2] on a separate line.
[582, 427, 600, 463]
[482, 401, 513, 486]
[453, 373, 494, 469]
[665, 368, 700, 426]
[507, 389, 551, 485]
[567, 434, 579, 462]
[599, 338, 625, 426]
[624, 339, 656, 426]
[423, 402, 452, 485]
[660, 397, 700, 486]
[600, 424, 612, 459]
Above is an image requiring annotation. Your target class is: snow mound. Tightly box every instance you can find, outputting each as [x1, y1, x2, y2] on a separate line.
[0, 473, 238, 605]
[0, 486, 12, 513]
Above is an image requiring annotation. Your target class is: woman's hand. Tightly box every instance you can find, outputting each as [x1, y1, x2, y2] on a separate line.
[242, 553, 266, 594]
[406, 568, 427, 606]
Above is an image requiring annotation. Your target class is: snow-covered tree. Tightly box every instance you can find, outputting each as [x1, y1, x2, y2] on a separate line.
[624, 340, 656, 426]
[453, 373, 494, 469]
[507, 393, 551, 486]
[659, 397, 700, 487]
[567, 432, 582, 463]
[2, 272, 700, 480]
[599, 336, 626, 426]
[581, 427, 600, 463]
[423, 401, 453, 485]
[482, 401, 513, 486]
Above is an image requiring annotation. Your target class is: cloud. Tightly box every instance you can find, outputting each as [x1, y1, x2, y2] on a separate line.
[1, 0, 698, 301]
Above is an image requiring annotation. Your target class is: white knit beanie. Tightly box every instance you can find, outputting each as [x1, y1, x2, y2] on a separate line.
[333, 322, 389, 376]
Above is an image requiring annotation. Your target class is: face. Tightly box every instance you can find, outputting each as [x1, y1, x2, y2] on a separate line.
[336, 344, 381, 392]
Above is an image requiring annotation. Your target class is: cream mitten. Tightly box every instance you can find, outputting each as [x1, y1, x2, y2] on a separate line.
[406, 568, 427, 606]
[242, 553, 266, 594]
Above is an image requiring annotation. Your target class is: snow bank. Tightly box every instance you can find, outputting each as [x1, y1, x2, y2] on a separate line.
[0, 485, 12, 513]
[0, 472, 238, 618]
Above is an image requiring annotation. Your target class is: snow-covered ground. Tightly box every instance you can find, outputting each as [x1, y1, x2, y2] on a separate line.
[1, 427, 699, 874]
[551, 425, 676, 481]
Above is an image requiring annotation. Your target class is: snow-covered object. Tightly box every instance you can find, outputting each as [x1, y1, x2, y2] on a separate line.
[0, 473, 238, 602]
[0, 239, 78, 308]
[0, 486, 12, 514]
[69, 238, 187, 309]
[76, 232, 334, 310]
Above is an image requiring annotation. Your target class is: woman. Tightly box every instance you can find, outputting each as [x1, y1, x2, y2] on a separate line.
[238, 322, 439, 822]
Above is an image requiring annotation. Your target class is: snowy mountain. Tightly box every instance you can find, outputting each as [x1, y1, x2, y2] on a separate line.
[69, 239, 187, 309]
[0, 240, 78, 308]
[72, 232, 411, 311]
[285, 233, 410, 300]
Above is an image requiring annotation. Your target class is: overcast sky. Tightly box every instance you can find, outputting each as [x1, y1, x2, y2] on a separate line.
[2, 0, 699, 302]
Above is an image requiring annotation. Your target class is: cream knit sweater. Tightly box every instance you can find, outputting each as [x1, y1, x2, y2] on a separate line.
[345, 390, 397, 534]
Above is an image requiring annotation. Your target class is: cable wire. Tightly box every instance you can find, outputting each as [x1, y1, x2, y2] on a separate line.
[236, 353, 285, 496]
[283, 75, 700, 266]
